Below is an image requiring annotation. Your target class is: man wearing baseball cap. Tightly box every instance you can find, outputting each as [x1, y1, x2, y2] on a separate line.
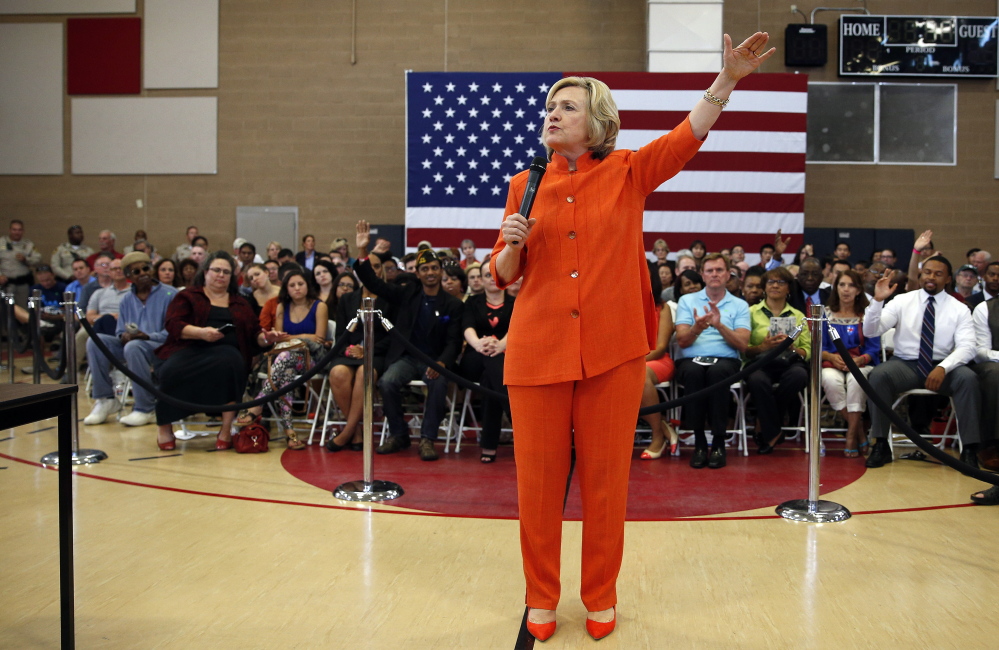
[352, 222, 464, 460]
[84, 251, 178, 426]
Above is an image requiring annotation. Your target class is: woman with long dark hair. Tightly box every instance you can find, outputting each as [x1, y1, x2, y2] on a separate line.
[241, 269, 328, 450]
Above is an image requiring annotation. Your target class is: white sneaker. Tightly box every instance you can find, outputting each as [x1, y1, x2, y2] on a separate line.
[83, 398, 122, 425]
[119, 409, 155, 427]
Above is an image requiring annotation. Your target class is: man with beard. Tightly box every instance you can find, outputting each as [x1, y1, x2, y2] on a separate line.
[83, 252, 177, 426]
[863, 257, 981, 468]
[967, 261, 999, 310]
[353, 232, 463, 461]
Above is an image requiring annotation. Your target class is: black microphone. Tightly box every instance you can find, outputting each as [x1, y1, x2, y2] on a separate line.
[511, 156, 548, 246]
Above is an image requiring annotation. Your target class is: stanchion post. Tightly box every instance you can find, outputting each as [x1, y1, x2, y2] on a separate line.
[776, 303, 851, 523]
[0, 290, 7, 374]
[30, 289, 42, 384]
[333, 296, 404, 502]
[5, 291, 15, 383]
[41, 295, 107, 467]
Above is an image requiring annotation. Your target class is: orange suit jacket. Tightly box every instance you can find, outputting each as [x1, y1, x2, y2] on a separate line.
[491, 117, 703, 386]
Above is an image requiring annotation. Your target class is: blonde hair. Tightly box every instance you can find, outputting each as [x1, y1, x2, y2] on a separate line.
[543, 76, 620, 160]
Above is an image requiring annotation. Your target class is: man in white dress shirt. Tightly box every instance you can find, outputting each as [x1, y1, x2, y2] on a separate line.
[863, 256, 981, 469]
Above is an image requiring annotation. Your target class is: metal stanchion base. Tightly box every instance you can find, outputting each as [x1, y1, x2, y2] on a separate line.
[333, 480, 404, 502]
[776, 499, 851, 523]
[40, 449, 108, 466]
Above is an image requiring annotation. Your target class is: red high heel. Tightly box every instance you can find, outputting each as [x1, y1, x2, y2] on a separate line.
[157, 438, 176, 451]
[526, 618, 556, 642]
[216, 434, 233, 450]
[585, 608, 616, 640]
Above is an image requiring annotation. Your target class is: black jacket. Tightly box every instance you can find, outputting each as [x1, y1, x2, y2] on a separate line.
[354, 258, 464, 367]
[788, 284, 830, 314]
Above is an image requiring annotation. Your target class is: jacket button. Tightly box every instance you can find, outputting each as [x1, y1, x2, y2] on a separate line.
[568, 231, 576, 239]
[570, 310, 579, 318]
[566, 196, 575, 203]
[570, 271, 579, 278]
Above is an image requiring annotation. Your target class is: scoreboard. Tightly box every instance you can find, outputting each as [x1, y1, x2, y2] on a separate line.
[839, 15, 997, 77]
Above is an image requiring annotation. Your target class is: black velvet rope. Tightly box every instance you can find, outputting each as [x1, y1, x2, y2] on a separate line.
[29, 311, 67, 381]
[385, 325, 797, 417]
[78, 313, 350, 414]
[832, 335, 999, 485]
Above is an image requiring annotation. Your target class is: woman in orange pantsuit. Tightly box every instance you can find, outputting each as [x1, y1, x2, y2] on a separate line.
[490, 33, 775, 641]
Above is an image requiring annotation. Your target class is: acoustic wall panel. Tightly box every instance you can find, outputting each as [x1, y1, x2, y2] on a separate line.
[71, 97, 217, 174]
[67, 17, 141, 95]
[144, 0, 219, 89]
[0, 0, 135, 14]
[0, 23, 64, 175]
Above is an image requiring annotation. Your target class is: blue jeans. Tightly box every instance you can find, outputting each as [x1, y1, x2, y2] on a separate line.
[87, 334, 161, 413]
[378, 355, 449, 441]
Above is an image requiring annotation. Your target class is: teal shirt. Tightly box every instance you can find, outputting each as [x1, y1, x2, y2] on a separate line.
[674, 289, 750, 360]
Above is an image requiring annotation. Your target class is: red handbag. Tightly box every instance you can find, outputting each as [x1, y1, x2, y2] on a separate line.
[234, 422, 270, 453]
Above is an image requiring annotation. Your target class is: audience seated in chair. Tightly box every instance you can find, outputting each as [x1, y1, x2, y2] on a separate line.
[154, 251, 284, 452]
[744, 266, 811, 455]
[353, 221, 464, 462]
[787, 257, 829, 314]
[863, 256, 981, 469]
[325, 249, 393, 452]
[674, 253, 750, 470]
[638, 285, 677, 460]
[84, 252, 177, 427]
[459, 264, 514, 463]
[970, 277, 999, 505]
[241, 269, 328, 450]
[820, 269, 880, 457]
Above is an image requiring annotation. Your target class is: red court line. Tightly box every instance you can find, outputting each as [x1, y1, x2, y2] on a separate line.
[0, 451, 979, 521]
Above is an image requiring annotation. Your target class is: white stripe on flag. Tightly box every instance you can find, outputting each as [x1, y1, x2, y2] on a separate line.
[612, 90, 808, 113]
[616, 129, 806, 153]
[643, 211, 804, 234]
[654, 171, 805, 194]
[406, 207, 505, 229]
[406, 207, 804, 235]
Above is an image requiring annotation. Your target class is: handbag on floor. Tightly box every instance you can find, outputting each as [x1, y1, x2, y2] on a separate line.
[234, 421, 270, 453]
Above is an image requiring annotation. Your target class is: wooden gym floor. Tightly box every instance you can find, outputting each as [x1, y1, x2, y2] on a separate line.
[1, 359, 998, 649]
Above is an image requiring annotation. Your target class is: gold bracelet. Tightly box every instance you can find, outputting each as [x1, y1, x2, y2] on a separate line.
[703, 89, 730, 108]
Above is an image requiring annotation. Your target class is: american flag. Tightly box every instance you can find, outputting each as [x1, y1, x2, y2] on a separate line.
[405, 71, 806, 262]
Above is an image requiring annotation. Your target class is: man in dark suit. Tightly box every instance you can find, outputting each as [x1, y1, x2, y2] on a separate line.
[966, 262, 999, 311]
[354, 237, 464, 461]
[787, 257, 830, 314]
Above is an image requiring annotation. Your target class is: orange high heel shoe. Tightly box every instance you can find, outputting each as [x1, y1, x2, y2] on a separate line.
[157, 438, 176, 451]
[526, 609, 557, 641]
[585, 608, 616, 640]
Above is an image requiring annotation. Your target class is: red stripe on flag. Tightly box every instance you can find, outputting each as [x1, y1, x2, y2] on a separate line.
[407, 228, 500, 249]
[645, 192, 805, 213]
[567, 72, 809, 93]
[673, 152, 805, 173]
[621, 110, 806, 132]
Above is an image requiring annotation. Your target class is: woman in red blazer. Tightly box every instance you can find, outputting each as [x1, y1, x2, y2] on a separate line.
[490, 33, 775, 641]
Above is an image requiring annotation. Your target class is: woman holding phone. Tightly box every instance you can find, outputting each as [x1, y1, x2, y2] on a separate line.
[154, 251, 285, 451]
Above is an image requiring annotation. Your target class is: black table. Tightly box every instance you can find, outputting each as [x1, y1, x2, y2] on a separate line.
[1, 383, 79, 649]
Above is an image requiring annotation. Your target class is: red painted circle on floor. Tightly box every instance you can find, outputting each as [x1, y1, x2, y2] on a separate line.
[281, 444, 867, 520]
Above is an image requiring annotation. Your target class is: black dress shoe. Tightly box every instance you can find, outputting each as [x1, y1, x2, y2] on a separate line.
[960, 444, 980, 469]
[708, 446, 726, 469]
[690, 446, 709, 469]
[865, 440, 893, 468]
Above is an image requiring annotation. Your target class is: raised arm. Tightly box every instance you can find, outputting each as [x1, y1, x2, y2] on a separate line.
[688, 32, 776, 140]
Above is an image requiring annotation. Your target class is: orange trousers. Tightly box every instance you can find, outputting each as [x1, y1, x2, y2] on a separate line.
[509, 356, 645, 611]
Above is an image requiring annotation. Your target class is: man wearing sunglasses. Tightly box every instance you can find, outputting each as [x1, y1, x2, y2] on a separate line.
[84, 252, 178, 426]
